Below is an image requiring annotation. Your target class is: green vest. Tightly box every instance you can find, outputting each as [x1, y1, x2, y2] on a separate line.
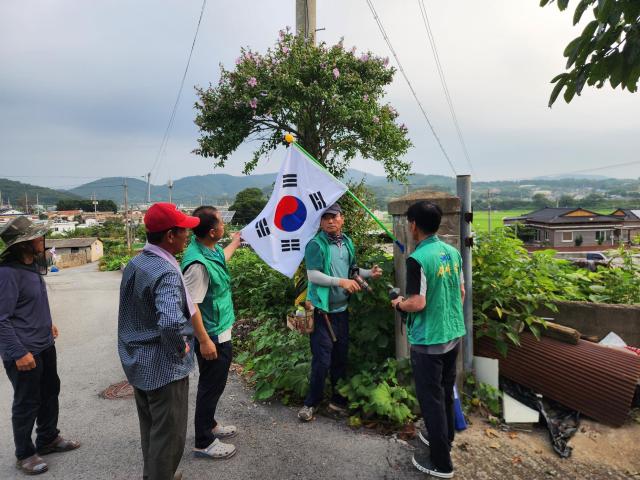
[181, 238, 235, 337]
[407, 235, 466, 345]
[305, 231, 355, 312]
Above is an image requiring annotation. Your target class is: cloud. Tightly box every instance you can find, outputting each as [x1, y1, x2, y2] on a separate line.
[0, 0, 639, 190]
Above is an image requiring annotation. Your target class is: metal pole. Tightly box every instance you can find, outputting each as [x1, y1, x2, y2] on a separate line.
[457, 175, 473, 372]
[168, 180, 173, 204]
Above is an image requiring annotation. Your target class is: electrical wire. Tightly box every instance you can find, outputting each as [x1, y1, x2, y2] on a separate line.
[365, 0, 458, 176]
[417, 0, 474, 175]
[149, 0, 208, 179]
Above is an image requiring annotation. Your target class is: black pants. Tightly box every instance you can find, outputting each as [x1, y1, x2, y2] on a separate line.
[194, 338, 232, 449]
[134, 377, 189, 480]
[3, 344, 60, 461]
[411, 344, 459, 472]
[304, 310, 349, 408]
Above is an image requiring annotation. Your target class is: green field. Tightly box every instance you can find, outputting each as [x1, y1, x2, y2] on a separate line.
[472, 210, 529, 232]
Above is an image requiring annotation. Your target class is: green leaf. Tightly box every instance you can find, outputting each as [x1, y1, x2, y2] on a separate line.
[573, 0, 592, 25]
[549, 77, 567, 107]
[557, 0, 569, 11]
[505, 331, 521, 346]
[254, 382, 275, 400]
[596, 0, 612, 23]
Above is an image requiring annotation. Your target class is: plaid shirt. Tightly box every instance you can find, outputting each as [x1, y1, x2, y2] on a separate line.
[118, 250, 194, 391]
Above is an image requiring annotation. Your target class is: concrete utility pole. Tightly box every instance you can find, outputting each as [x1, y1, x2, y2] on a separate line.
[123, 179, 131, 250]
[168, 180, 174, 204]
[296, 0, 316, 44]
[92, 192, 98, 215]
[457, 176, 474, 372]
[146, 172, 151, 204]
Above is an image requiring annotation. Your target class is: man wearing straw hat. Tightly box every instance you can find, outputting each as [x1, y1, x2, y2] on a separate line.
[0, 216, 80, 475]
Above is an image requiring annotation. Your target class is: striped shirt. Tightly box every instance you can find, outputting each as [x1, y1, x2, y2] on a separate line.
[117, 249, 194, 391]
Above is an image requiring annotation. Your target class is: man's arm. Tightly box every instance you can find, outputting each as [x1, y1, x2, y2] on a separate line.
[223, 231, 242, 262]
[0, 272, 35, 370]
[390, 257, 426, 313]
[154, 271, 190, 356]
[306, 269, 361, 294]
[183, 263, 217, 360]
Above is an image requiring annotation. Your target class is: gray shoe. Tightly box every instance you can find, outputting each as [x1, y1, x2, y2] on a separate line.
[298, 405, 315, 422]
[193, 438, 236, 460]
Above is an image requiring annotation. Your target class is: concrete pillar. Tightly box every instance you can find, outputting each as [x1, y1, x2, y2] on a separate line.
[388, 191, 461, 359]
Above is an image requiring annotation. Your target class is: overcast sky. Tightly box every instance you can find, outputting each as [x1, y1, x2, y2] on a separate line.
[1, 0, 639, 190]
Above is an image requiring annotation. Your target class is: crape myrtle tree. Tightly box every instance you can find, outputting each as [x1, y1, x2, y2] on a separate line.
[542, 0, 640, 106]
[194, 29, 412, 181]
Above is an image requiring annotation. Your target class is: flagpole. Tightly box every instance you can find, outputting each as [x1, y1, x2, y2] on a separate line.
[285, 135, 406, 253]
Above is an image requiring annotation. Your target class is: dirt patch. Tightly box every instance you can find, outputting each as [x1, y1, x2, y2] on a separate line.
[444, 413, 640, 479]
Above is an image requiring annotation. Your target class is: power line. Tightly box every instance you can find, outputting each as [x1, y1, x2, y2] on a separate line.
[149, 0, 208, 179]
[417, 0, 474, 175]
[365, 0, 458, 176]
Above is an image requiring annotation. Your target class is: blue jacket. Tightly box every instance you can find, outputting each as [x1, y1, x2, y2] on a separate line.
[118, 250, 194, 391]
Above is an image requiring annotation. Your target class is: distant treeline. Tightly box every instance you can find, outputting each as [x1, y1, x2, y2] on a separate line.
[56, 199, 118, 213]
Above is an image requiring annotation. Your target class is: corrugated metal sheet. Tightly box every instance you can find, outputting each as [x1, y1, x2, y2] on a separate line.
[475, 333, 640, 427]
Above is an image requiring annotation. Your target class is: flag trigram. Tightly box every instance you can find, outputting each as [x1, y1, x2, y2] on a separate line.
[309, 191, 327, 211]
[282, 174, 297, 188]
[255, 218, 271, 238]
[281, 239, 300, 252]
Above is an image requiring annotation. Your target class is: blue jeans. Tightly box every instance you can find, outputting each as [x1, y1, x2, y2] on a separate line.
[304, 310, 349, 407]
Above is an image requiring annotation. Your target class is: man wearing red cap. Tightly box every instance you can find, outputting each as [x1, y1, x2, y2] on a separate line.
[118, 203, 200, 480]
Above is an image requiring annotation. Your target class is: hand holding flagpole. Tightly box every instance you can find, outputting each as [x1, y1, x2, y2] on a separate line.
[284, 134, 406, 253]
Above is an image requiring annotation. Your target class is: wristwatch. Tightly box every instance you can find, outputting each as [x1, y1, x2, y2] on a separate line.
[395, 302, 404, 313]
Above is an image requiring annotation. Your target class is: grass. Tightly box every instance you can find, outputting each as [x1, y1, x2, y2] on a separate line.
[473, 210, 529, 232]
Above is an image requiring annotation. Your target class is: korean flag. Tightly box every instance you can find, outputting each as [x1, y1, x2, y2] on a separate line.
[241, 145, 348, 277]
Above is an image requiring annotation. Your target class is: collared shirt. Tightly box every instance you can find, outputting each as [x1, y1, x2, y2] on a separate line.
[118, 248, 194, 391]
[0, 262, 54, 361]
[143, 243, 196, 317]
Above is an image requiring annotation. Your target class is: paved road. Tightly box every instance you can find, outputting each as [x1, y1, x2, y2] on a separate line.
[0, 263, 421, 480]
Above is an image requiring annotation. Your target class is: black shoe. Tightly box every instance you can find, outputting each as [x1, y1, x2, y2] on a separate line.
[412, 450, 454, 478]
[418, 430, 453, 450]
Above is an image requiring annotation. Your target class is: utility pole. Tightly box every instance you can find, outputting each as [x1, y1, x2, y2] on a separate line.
[123, 179, 131, 250]
[487, 189, 492, 234]
[25, 192, 28, 214]
[296, 0, 317, 44]
[168, 180, 174, 204]
[457, 175, 473, 372]
[92, 192, 98, 216]
[146, 172, 151, 204]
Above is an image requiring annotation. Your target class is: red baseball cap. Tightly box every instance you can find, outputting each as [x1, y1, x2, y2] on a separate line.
[144, 203, 200, 233]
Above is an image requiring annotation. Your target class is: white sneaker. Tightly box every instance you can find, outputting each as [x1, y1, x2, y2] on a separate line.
[193, 438, 236, 459]
[298, 405, 315, 422]
[212, 424, 237, 439]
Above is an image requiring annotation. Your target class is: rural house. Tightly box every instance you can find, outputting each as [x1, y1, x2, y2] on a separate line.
[503, 207, 626, 248]
[45, 237, 103, 268]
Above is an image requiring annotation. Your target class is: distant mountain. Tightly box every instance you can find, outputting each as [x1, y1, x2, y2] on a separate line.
[67, 174, 280, 205]
[0, 178, 81, 206]
[533, 174, 609, 181]
[66, 170, 457, 206]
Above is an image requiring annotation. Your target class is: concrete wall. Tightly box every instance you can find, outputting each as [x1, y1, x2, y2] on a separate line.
[90, 241, 104, 262]
[537, 300, 640, 346]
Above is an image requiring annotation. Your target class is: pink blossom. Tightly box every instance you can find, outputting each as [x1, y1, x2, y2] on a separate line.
[400, 123, 407, 130]
[279, 29, 286, 40]
[247, 77, 257, 87]
[363, 94, 369, 101]
[373, 116, 380, 124]
[235, 57, 242, 65]
[282, 46, 290, 54]
[350, 46, 357, 54]
[332, 67, 340, 79]
[360, 53, 369, 62]
[383, 57, 389, 66]
[249, 98, 258, 109]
